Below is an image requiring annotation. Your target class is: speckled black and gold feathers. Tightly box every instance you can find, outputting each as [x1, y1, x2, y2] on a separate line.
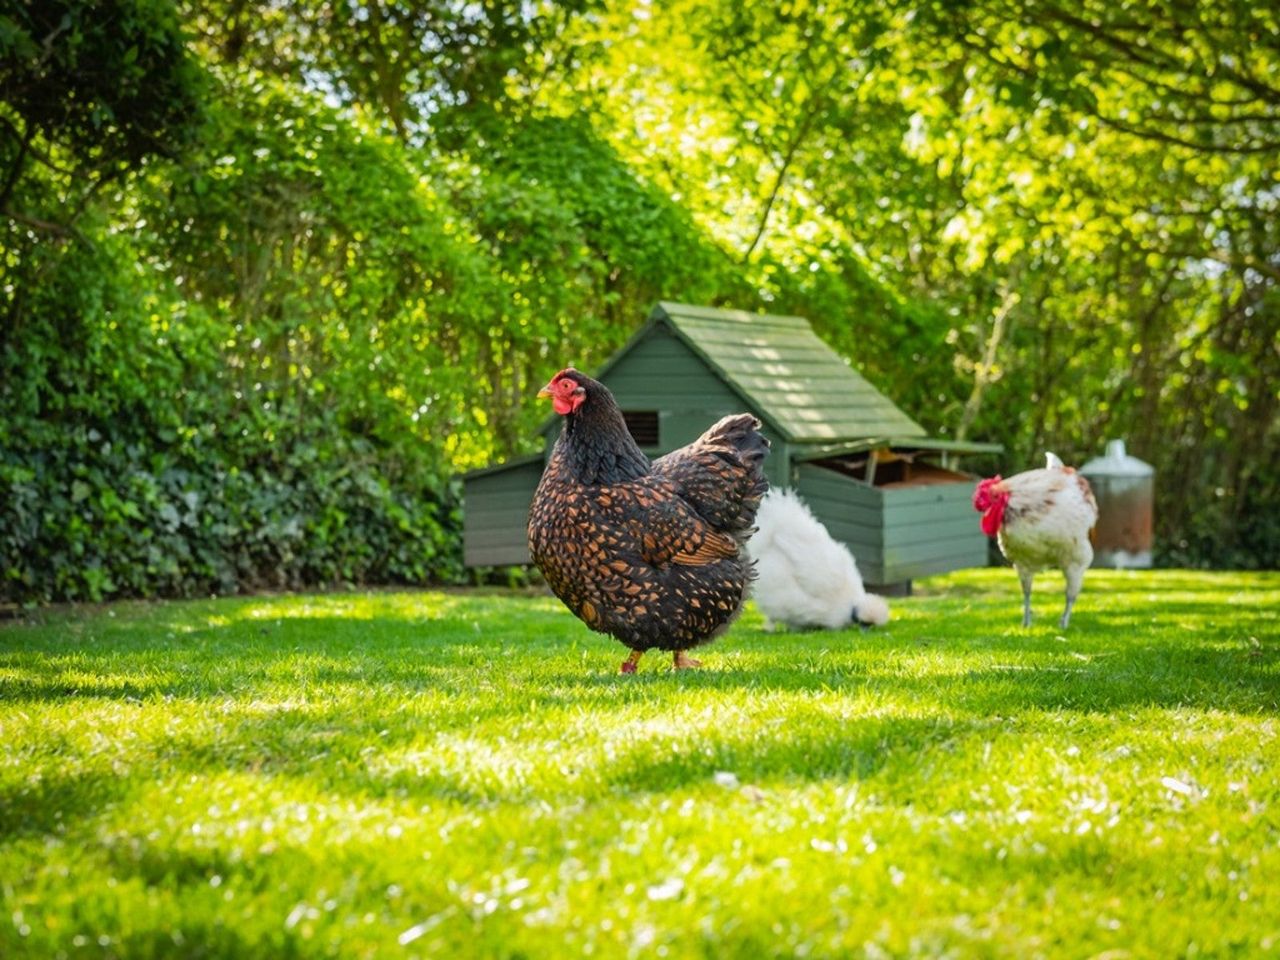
[527, 372, 769, 654]
[652, 413, 770, 542]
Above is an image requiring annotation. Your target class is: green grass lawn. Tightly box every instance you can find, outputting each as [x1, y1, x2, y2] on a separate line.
[1, 569, 1277, 959]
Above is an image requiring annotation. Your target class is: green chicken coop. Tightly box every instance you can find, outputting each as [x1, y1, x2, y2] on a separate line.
[462, 302, 1001, 591]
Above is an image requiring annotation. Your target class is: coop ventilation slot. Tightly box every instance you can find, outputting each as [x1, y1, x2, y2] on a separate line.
[622, 411, 660, 447]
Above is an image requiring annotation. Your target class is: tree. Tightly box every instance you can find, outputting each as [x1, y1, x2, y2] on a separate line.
[538, 0, 1278, 565]
[0, 0, 202, 328]
[182, 0, 598, 142]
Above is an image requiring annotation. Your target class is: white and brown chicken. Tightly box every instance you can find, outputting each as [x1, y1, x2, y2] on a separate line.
[973, 453, 1098, 629]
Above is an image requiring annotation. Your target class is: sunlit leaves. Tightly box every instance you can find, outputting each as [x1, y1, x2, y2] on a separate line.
[536, 0, 1278, 566]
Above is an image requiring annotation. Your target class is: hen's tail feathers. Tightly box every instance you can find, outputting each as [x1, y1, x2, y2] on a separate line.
[708, 413, 771, 519]
[1045, 451, 1065, 470]
[706, 414, 771, 471]
[655, 414, 772, 545]
[857, 593, 891, 627]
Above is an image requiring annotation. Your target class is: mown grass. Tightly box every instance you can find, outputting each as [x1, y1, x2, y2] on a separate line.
[1, 569, 1277, 959]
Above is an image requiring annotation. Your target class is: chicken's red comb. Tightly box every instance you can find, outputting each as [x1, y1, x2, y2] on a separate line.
[972, 475, 1004, 511]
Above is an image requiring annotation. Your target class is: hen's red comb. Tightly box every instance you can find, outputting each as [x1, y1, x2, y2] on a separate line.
[972, 475, 1003, 511]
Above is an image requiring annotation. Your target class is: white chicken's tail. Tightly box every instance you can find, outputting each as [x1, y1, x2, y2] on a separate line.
[856, 593, 890, 627]
[1045, 451, 1065, 470]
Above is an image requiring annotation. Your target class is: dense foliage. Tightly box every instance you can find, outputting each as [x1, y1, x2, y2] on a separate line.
[2, 0, 1276, 602]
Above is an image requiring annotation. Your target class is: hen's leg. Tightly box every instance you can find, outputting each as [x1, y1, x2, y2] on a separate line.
[673, 650, 702, 669]
[620, 650, 643, 674]
[1018, 567, 1035, 627]
[1061, 565, 1085, 629]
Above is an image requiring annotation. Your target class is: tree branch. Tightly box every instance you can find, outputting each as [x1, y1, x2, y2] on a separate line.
[1040, 3, 1280, 104]
[740, 96, 824, 264]
[0, 115, 78, 177]
[0, 117, 32, 210]
[956, 285, 1020, 444]
[956, 33, 1279, 155]
[1092, 113, 1280, 154]
[1, 206, 87, 244]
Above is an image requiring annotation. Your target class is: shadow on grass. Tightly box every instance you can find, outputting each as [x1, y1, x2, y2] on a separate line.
[0, 765, 144, 838]
[917, 569, 1280, 598]
[1, 589, 1277, 823]
[2, 600, 1276, 711]
[112, 701, 961, 806]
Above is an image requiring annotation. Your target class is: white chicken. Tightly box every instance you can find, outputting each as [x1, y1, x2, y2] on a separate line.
[747, 488, 890, 631]
[972, 452, 1099, 628]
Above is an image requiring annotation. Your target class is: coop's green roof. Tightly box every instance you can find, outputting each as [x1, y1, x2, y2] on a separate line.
[634, 302, 928, 443]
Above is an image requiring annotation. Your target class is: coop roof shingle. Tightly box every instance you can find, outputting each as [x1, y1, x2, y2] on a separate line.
[645, 302, 927, 443]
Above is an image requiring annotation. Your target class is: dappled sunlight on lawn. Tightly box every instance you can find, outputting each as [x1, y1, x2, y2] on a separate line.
[219, 591, 478, 626]
[920, 566, 1280, 597]
[2, 569, 1278, 958]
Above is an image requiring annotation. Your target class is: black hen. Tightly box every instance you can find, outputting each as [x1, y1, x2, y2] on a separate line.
[527, 368, 770, 672]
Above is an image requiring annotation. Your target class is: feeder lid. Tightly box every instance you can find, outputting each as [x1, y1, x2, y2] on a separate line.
[1081, 439, 1154, 477]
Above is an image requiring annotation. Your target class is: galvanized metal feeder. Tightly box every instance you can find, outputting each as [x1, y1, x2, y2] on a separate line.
[1080, 439, 1155, 568]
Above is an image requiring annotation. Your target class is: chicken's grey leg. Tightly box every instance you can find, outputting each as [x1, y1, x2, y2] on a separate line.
[1018, 567, 1034, 627]
[1061, 567, 1085, 629]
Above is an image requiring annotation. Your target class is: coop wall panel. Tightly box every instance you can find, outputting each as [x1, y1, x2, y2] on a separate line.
[883, 542, 989, 583]
[882, 534, 988, 567]
[883, 512, 977, 546]
[462, 459, 542, 567]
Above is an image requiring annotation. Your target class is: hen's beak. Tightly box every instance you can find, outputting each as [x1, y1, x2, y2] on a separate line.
[537, 382, 553, 399]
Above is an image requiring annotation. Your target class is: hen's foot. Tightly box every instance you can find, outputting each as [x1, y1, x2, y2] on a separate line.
[673, 651, 702, 670]
[620, 650, 643, 674]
